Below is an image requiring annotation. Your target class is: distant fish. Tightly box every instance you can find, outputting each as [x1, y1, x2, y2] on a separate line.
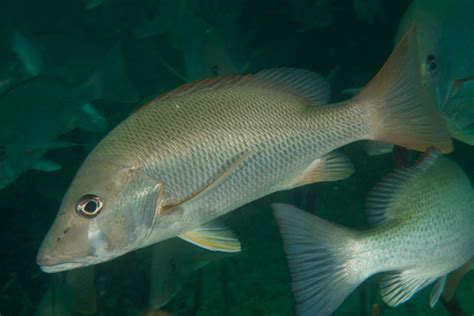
[10, 31, 44, 77]
[37, 28, 452, 273]
[0, 45, 138, 190]
[395, 0, 474, 144]
[35, 266, 96, 316]
[148, 237, 234, 308]
[182, 18, 240, 80]
[273, 150, 474, 316]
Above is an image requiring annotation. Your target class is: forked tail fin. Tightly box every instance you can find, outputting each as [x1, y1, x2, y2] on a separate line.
[272, 204, 366, 316]
[355, 27, 453, 153]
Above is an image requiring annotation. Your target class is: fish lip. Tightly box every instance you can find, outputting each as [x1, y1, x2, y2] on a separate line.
[39, 261, 87, 273]
[38, 255, 105, 273]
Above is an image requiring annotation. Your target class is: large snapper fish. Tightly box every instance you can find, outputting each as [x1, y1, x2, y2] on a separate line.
[37, 29, 452, 273]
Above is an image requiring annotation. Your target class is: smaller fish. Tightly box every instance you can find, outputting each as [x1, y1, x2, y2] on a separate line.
[0, 44, 138, 190]
[148, 236, 234, 308]
[273, 150, 473, 316]
[35, 266, 96, 316]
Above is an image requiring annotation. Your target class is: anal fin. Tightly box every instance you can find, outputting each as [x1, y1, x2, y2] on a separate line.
[381, 271, 438, 307]
[285, 151, 354, 189]
[179, 221, 241, 252]
[442, 257, 474, 302]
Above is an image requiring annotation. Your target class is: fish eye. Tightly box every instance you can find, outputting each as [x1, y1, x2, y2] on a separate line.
[425, 54, 438, 76]
[76, 194, 103, 218]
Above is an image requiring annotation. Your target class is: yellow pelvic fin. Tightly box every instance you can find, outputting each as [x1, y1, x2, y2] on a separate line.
[179, 221, 241, 252]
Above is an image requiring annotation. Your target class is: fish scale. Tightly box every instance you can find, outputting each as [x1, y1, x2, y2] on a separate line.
[100, 89, 358, 216]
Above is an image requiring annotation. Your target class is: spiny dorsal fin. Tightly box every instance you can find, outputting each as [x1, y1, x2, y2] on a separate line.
[365, 148, 441, 226]
[149, 68, 330, 106]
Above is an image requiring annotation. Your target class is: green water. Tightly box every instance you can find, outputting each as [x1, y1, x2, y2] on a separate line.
[0, 0, 472, 315]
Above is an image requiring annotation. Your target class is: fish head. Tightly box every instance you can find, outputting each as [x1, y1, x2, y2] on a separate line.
[396, 0, 474, 144]
[395, 0, 445, 107]
[37, 156, 162, 273]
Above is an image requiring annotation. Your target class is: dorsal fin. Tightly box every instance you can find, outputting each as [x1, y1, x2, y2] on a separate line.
[147, 68, 330, 106]
[365, 148, 441, 226]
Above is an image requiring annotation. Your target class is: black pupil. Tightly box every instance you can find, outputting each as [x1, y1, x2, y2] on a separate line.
[84, 200, 97, 213]
[426, 55, 437, 75]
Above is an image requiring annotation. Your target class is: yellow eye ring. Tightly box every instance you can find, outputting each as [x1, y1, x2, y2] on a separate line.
[76, 194, 103, 218]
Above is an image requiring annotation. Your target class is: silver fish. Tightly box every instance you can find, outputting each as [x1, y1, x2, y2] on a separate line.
[273, 150, 474, 316]
[37, 29, 452, 273]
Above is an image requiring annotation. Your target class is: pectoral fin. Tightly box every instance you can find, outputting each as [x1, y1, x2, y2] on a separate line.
[179, 221, 241, 252]
[77, 103, 107, 133]
[32, 159, 62, 172]
[164, 150, 252, 214]
[285, 151, 354, 190]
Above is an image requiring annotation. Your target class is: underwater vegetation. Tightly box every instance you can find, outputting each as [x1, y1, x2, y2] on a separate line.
[0, 0, 472, 315]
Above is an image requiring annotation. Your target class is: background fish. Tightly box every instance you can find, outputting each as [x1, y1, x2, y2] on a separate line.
[148, 237, 233, 308]
[35, 266, 96, 316]
[0, 45, 138, 190]
[37, 28, 452, 274]
[273, 150, 474, 316]
[395, 0, 474, 145]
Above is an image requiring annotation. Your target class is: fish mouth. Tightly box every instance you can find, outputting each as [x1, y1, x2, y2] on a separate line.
[39, 261, 88, 273]
[37, 255, 108, 273]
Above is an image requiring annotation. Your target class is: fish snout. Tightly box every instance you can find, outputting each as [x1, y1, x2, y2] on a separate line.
[36, 219, 93, 272]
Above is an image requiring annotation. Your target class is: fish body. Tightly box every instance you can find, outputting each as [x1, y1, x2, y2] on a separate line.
[395, 0, 474, 144]
[37, 29, 452, 273]
[273, 151, 474, 315]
